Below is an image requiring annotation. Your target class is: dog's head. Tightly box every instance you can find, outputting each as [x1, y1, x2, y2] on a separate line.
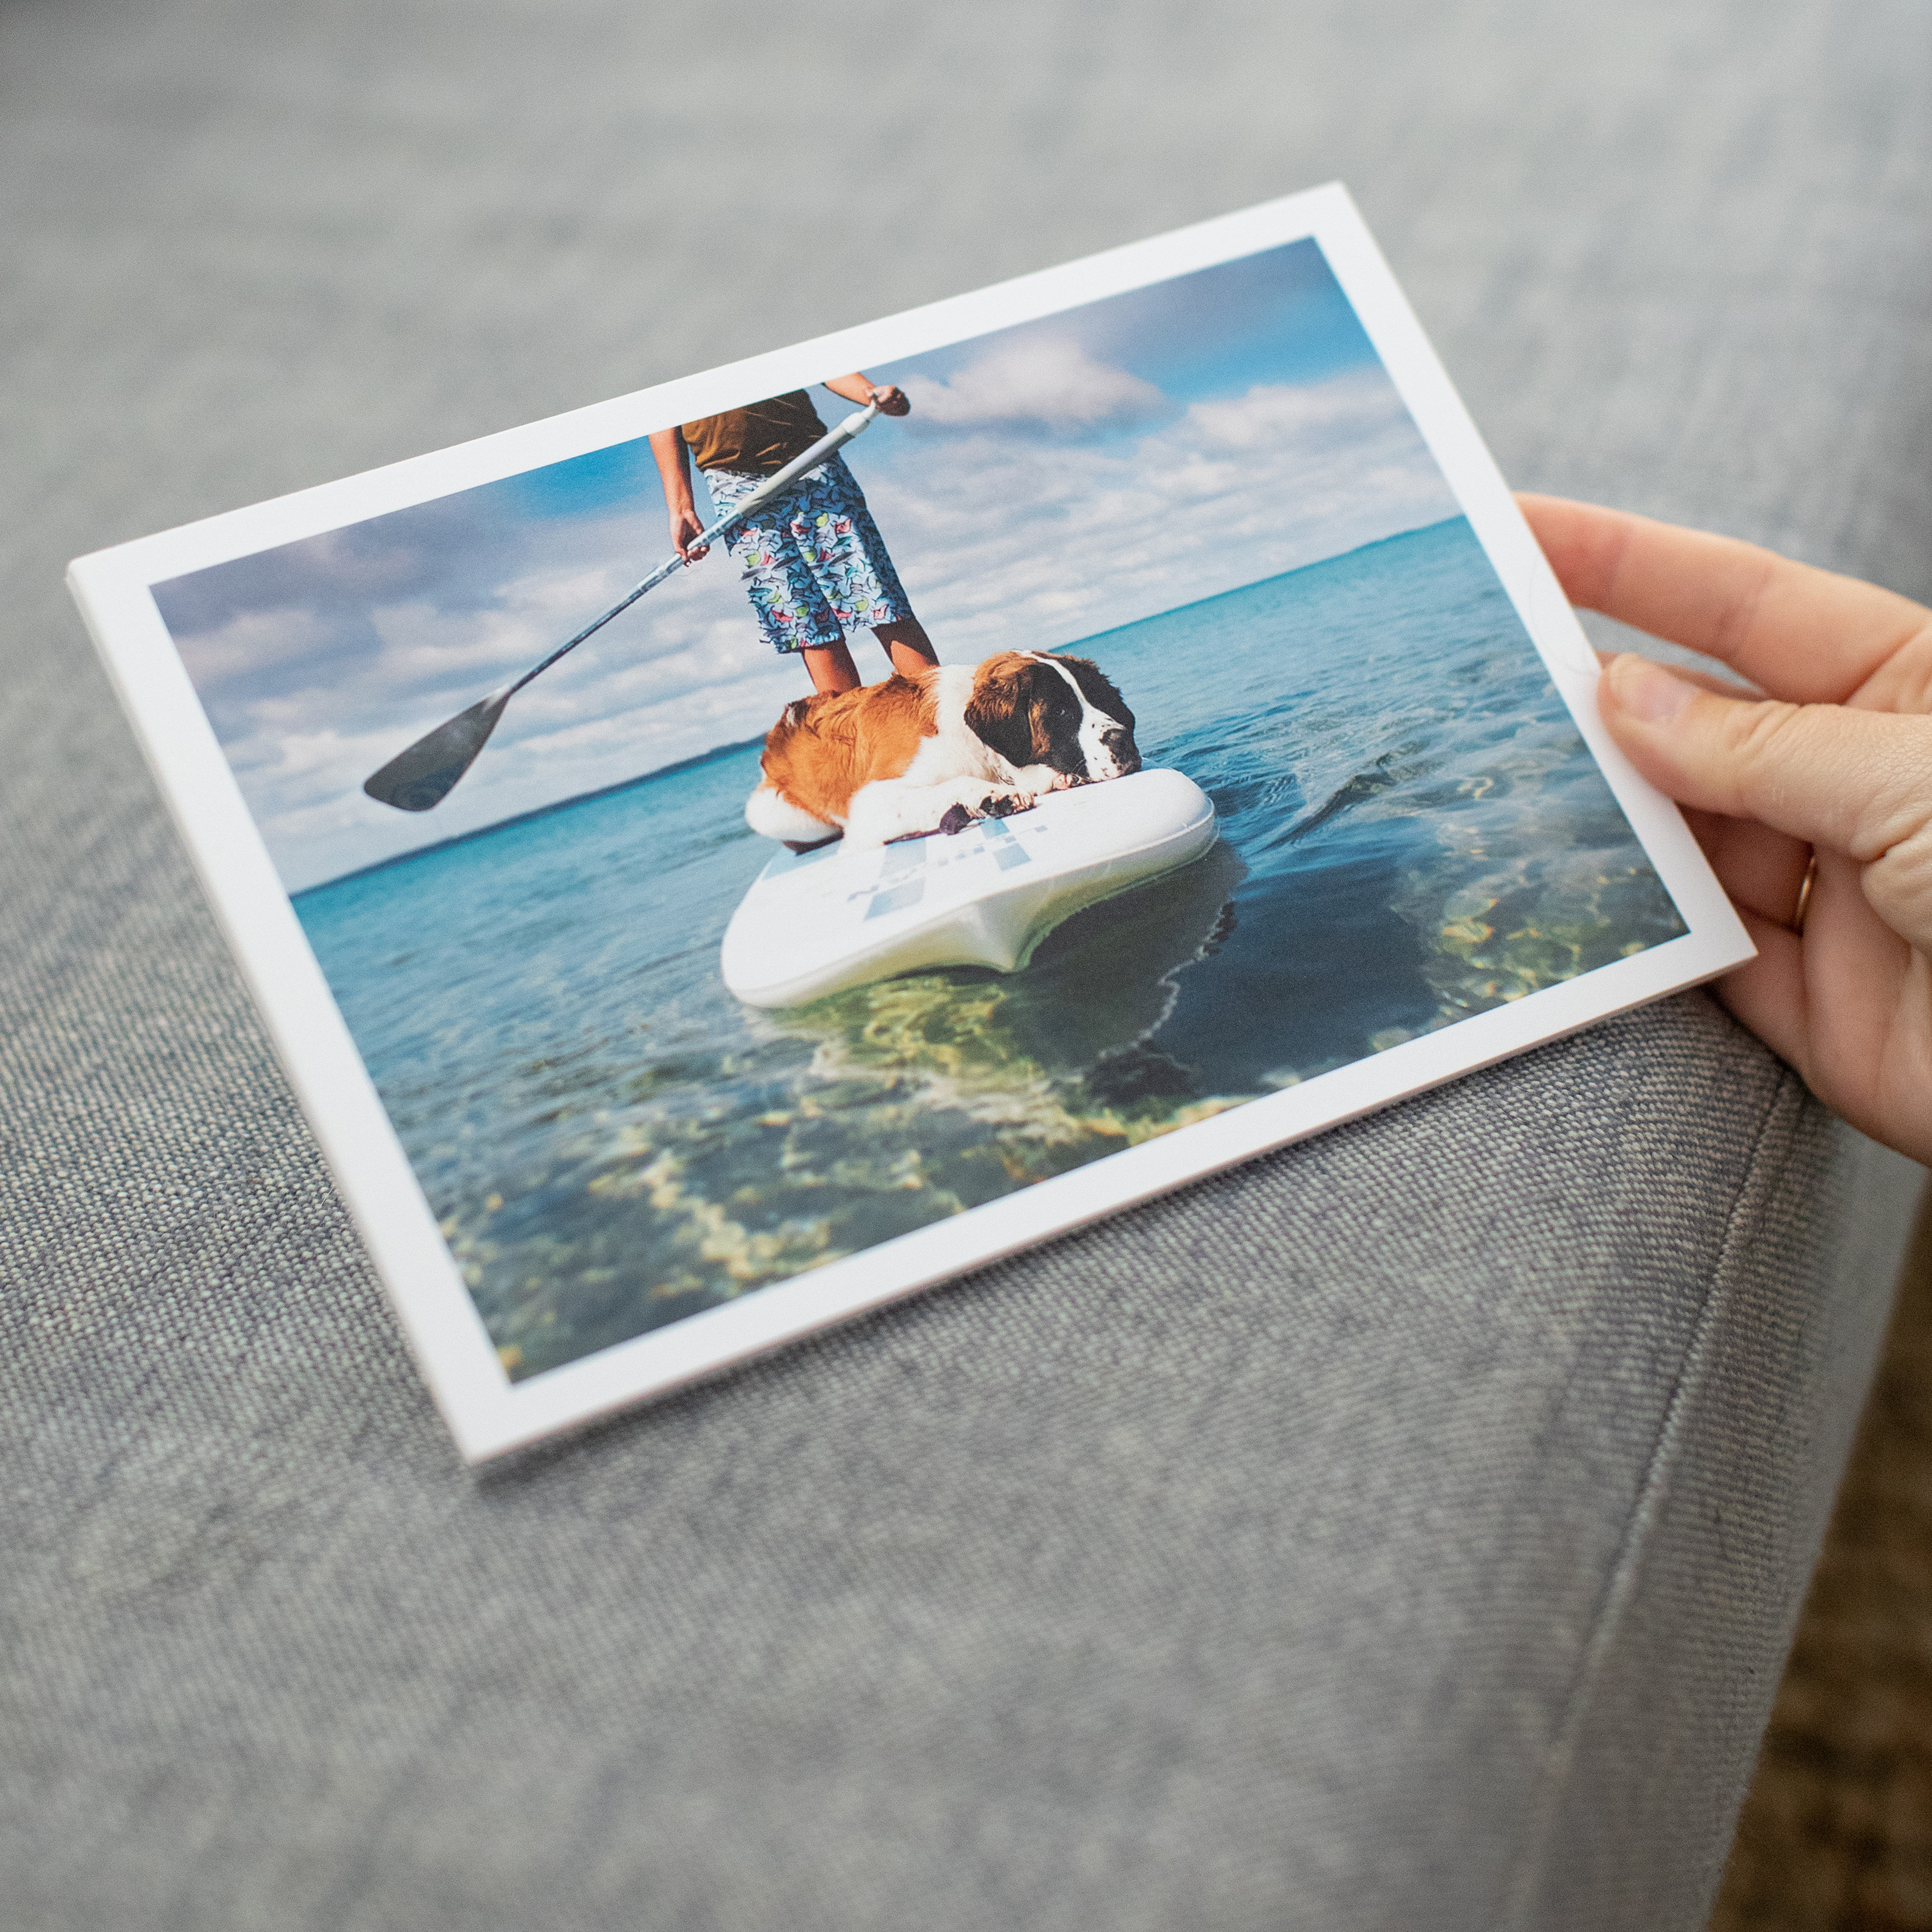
[962, 652, 1140, 787]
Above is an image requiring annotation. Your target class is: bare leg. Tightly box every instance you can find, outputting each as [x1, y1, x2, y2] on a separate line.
[800, 640, 862, 694]
[874, 618, 939, 680]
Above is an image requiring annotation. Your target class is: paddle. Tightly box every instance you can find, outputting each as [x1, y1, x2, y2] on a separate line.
[362, 399, 884, 812]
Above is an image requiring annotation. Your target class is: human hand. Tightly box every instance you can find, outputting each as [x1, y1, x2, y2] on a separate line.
[669, 506, 709, 562]
[1520, 495, 1932, 1164]
[868, 384, 911, 417]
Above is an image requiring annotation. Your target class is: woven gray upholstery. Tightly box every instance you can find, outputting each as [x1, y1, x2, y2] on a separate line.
[3, 2, 1927, 1927]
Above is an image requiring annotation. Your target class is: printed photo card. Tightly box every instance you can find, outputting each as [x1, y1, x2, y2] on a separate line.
[69, 185, 1751, 1459]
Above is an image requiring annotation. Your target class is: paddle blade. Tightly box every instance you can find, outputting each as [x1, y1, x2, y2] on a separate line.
[363, 692, 510, 811]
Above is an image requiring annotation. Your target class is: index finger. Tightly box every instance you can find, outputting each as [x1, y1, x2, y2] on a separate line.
[1519, 495, 1930, 706]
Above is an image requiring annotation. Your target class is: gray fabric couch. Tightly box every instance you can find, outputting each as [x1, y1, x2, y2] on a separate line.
[3, 2, 1927, 1926]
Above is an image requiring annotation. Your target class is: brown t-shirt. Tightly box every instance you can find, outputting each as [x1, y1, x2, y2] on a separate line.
[681, 390, 828, 475]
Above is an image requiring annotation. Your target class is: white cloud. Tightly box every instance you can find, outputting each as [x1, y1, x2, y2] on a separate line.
[862, 368, 1459, 665]
[900, 339, 1165, 430]
[176, 603, 337, 687]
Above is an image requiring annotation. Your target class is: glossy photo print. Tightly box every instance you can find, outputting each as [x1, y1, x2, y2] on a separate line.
[70, 189, 1751, 1456]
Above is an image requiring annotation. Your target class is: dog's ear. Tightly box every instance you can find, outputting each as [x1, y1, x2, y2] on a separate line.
[1059, 656, 1135, 734]
[963, 656, 1047, 769]
[763, 693, 814, 757]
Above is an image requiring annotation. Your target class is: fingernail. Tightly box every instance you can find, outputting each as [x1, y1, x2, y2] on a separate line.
[1606, 654, 1694, 724]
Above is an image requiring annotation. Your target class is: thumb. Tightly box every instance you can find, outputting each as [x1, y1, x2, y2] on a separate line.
[1597, 653, 1932, 865]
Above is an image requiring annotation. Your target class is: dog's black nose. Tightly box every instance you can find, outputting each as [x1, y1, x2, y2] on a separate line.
[1103, 728, 1141, 774]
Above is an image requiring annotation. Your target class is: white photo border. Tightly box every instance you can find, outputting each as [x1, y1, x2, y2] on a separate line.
[68, 183, 1754, 1462]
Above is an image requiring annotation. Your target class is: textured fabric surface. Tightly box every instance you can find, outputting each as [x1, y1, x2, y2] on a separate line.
[2, 2, 1928, 1927]
[0, 1001, 1883, 1932]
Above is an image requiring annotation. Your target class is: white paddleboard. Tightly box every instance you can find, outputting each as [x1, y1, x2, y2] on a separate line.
[721, 768, 1218, 1010]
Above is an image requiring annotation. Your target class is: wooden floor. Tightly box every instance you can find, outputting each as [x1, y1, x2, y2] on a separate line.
[1710, 1190, 1932, 1930]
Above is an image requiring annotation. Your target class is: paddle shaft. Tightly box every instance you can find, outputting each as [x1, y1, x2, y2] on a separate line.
[497, 401, 881, 704]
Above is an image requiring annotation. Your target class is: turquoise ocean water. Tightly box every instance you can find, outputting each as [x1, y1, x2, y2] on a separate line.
[296, 516, 1683, 1378]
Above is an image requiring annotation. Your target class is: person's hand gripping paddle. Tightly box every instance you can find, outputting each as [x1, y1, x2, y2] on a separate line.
[362, 399, 884, 812]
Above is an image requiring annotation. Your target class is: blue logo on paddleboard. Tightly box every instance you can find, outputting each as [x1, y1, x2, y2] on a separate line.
[860, 819, 1034, 920]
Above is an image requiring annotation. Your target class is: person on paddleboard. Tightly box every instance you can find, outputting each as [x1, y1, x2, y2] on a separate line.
[649, 375, 938, 697]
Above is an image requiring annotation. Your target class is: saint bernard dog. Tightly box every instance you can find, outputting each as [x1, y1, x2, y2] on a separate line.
[745, 652, 1141, 852]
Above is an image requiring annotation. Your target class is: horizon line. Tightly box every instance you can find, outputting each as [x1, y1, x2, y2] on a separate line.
[292, 730, 767, 898]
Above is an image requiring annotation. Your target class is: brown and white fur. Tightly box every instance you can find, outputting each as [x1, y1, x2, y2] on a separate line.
[745, 652, 1141, 853]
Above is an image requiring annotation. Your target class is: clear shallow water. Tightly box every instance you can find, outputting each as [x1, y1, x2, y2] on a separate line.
[296, 517, 1683, 1378]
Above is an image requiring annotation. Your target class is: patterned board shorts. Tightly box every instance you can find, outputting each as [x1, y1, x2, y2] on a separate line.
[701, 451, 914, 655]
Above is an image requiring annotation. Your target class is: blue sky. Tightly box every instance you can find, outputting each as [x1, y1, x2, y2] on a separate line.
[156, 238, 1457, 891]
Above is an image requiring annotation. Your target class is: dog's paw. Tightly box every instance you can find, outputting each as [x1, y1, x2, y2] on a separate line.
[978, 790, 1036, 819]
[937, 803, 976, 836]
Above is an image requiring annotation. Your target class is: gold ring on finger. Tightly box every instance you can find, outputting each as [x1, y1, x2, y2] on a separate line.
[1792, 851, 1819, 936]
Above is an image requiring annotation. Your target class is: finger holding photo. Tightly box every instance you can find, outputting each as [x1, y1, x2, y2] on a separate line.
[1523, 493, 1932, 1162]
